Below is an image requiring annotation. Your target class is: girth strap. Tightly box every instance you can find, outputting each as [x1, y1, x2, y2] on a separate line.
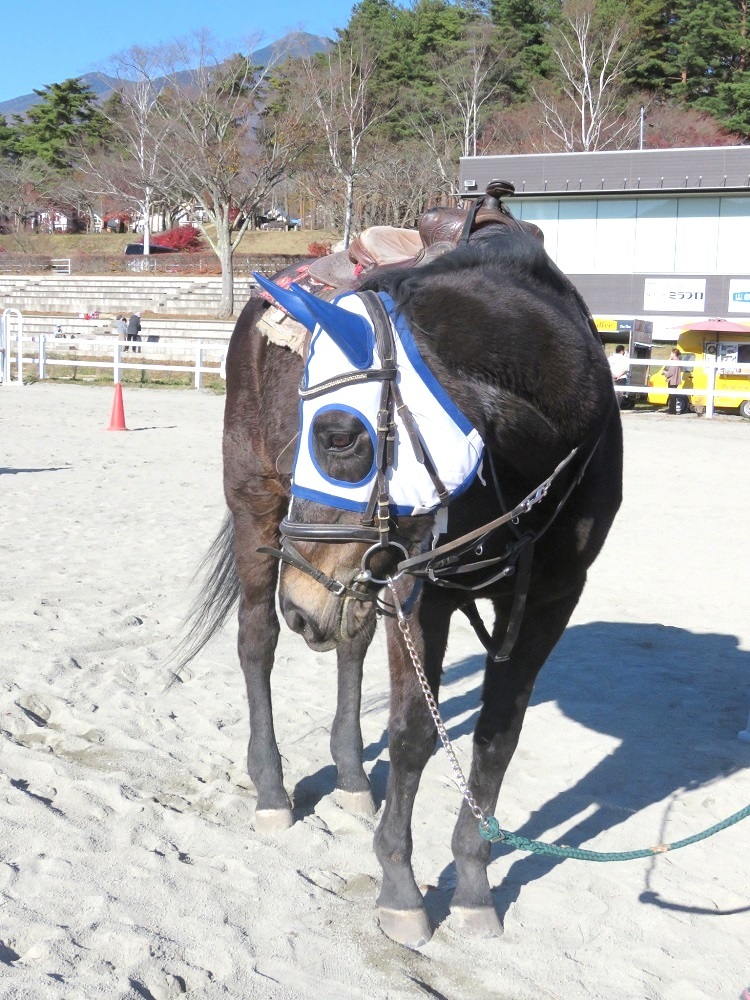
[460, 540, 535, 662]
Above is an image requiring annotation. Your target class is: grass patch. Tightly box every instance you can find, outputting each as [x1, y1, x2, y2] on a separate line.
[0, 228, 339, 259]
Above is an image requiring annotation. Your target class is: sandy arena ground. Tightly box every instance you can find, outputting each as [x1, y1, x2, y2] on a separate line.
[1, 382, 749, 1000]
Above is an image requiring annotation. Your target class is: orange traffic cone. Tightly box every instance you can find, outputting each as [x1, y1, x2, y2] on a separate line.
[107, 382, 128, 431]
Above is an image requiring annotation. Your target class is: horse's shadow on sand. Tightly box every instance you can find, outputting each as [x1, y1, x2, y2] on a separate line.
[293, 621, 750, 923]
[425, 621, 750, 925]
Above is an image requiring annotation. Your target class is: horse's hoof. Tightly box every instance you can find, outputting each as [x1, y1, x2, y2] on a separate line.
[378, 907, 433, 949]
[255, 807, 294, 832]
[336, 789, 376, 816]
[449, 905, 503, 938]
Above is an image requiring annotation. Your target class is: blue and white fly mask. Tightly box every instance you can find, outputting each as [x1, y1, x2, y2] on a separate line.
[253, 273, 484, 520]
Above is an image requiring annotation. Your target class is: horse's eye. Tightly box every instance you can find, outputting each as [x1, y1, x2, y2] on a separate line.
[328, 433, 355, 450]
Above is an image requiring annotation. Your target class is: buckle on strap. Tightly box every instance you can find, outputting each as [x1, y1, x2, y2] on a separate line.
[256, 543, 375, 602]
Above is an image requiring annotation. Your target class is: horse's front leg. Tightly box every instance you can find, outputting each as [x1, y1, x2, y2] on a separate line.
[374, 589, 452, 948]
[449, 584, 585, 935]
[234, 510, 294, 832]
[331, 620, 376, 814]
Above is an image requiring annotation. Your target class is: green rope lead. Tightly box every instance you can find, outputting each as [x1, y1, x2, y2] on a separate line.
[479, 803, 750, 861]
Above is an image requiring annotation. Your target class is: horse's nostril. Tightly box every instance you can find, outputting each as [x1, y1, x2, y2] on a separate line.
[285, 605, 308, 636]
[283, 602, 325, 644]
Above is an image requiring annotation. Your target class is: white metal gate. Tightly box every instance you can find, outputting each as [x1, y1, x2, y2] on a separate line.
[1, 308, 23, 385]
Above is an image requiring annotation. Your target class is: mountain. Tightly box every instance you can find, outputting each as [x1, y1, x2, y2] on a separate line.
[254, 31, 331, 66]
[0, 31, 331, 118]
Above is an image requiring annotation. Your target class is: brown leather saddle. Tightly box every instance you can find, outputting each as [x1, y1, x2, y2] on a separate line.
[256, 180, 546, 354]
[307, 180, 543, 291]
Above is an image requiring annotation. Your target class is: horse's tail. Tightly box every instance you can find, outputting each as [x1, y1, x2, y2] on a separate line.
[166, 511, 241, 687]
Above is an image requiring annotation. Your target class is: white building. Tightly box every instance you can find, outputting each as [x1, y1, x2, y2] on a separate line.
[459, 146, 750, 341]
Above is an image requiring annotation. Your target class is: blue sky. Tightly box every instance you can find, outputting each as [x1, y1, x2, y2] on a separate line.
[0, 0, 358, 103]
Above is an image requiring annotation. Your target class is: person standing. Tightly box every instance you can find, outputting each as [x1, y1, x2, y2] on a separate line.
[608, 344, 629, 382]
[126, 312, 142, 354]
[664, 348, 683, 414]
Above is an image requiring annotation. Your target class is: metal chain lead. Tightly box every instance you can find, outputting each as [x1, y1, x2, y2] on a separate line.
[386, 578, 489, 827]
[387, 584, 750, 860]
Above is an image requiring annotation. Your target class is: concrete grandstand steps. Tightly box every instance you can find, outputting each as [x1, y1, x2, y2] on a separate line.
[18, 314, 236, 344]
[0, 274, 256, 318]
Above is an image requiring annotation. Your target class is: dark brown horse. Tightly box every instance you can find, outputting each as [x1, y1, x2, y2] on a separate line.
[181, 211, 623, 948]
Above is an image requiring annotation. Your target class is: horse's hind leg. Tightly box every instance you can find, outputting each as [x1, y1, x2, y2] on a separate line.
[374, 592, 452, 948]
[449, 585, 584, 936]
[332, 625, 376, 814]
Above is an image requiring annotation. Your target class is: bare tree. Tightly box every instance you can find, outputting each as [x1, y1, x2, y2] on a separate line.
[480, 102, 549, 154]
[52, 168, 107, 233]
[0, 156, 53, 236]
[78, 48, 172, 252]
[435, 29, 511, 158]
[111, 32, 309, 316]
[293, 164, 342, 231]
[640, 100, 744, 149]
[302, 45, 387, 248]
[409, 27, 510, 194]
[533, 0, 636, 152]
[409, 113, 463, 197]
[363, 141, 444, 228]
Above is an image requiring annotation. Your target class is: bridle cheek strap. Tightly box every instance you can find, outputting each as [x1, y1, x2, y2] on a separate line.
[257, 543, 377, 602]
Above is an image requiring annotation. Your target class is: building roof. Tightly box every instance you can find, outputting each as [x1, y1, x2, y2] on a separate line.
[460, 146, 750, 198]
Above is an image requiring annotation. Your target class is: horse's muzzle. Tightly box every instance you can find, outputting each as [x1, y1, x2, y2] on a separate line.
[280, 596, 339, 651]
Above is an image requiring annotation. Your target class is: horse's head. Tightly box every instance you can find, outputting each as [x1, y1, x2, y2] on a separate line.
[276, 486, 430, 654]
[254, 271, 484, 650]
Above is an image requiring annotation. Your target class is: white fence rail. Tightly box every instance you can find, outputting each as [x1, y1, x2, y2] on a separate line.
[50, 258, 72, 274]
[3, 325, 750, 416]
[0, 330, 226, 389]
[614, 357, 750, 419]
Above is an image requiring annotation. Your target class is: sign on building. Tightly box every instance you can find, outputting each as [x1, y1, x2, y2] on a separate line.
[643, 279, 706, 312]
[727, 279, 750, 313]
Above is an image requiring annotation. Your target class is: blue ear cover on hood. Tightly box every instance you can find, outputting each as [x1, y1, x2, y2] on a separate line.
[253, 271, 318, 330]
[289, 283, 373, 370]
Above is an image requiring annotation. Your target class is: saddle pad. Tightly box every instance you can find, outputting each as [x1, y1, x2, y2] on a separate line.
[258, 306, 307, 356]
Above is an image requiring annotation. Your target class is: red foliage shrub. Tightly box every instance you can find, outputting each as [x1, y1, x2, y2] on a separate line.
[152, 225, 206, 252]
[642, 104, 743, 149]
[307, 241, 333, 257]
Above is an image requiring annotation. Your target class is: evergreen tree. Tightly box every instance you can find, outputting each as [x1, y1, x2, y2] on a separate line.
[669, 0, 742, 103]
[713, 74, 750, 133]
[339, 0, 475, 140]
[339, 0, 412, 99]
[0, 116, 20, 160]
[14, 78, 108, 170]
[622, 0, 673, 92]
[490, 0, 559, 96]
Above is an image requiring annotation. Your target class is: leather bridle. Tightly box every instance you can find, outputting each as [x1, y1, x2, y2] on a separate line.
[258, 289, 426, 600]
[258, 286, 604, 659]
